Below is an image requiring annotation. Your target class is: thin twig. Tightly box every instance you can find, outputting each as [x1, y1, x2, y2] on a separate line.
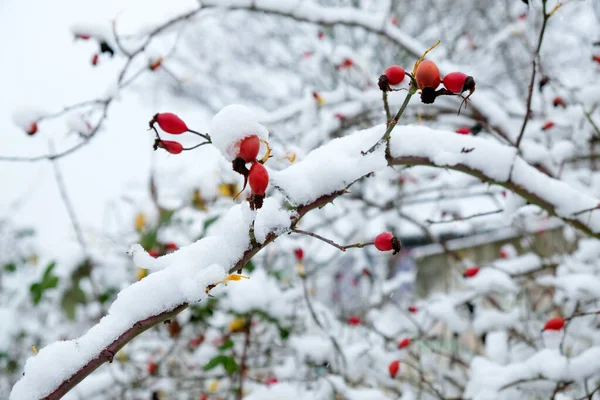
[515, 0, 551, 149]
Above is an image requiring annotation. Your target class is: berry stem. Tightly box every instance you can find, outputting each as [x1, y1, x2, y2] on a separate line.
[182, 141, 211, 151]
[187, 129, 211, 141]
[382, 90, 392, 126]
[292, 228, 375, 252]
[365, 84, 417, 154]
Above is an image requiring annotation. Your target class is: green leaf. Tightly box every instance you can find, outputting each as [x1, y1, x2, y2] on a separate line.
[203, 355, 229, 371]
[3, 263, 16, 272]
[279, 327, 290, 340]
[203, 216, 219, 232]
[222, 356, 239, 374]
[243, 260, 255, 273]
[218, 339, 234, 351]
[159, 209, 175, 225]
[44, 276, 59, 289]
[139, 230, 158, 251]
[99, 288, 118, 304]
[42, 262, 56, 280]
[30, 283, 42, 305]
[61, 284, 87, 320]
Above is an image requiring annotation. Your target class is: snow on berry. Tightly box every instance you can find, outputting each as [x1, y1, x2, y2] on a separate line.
[70, 23, 111, 42]
[210, 104, 269, 162]
[12, 108, 46, 134]
[237, 135, 260, 162]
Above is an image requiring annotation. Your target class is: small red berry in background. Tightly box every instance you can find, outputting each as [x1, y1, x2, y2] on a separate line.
[318, 31, 324, 39]
[518, 12, 527, 20]
[27, 122, 38, 136]
[157, 140, 184, 155]
[383, 65, 406, 86]
[374, 232, 402, 254]
[388, 360, 400, 378]
[553, 96, 566, 108]
[294, 248, 304, 262]
[542, 317, 565, 331]
[199, 395, 208, 400]
[398, 338, 411, 349]
[456, 127, 471, 135]
[347, 316, 361, 325]
[91, 54, 99, 66]
[334, 113, 346, 121]
[249, 162, 269, 196]
[499, 249, 509, 259]
[390, 16, 398, 26]
[416, 60, 441, 90]
[592, 55, 600, 64]
[189, 335, 205, 348]
[463, 267, 480, 278]
[237, 135, 260, 163]
[152, 113, 188, 134]
[165, 242, 178, 251]
[266, 377, 278, 385]
[149, 57, 163, 71]
[147, 362, 158, 375]
[75, 33, 91, 40]
[148, 250, 160, 258]
[542, 121, 555, 131]
[408, 305, 418, 313]
[340, 58, 354, 68]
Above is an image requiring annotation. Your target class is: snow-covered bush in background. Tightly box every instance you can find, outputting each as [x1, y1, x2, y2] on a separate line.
[3, 0, 600, 399]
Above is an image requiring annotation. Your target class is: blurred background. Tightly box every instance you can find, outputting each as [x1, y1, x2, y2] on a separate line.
[2, 0, 600, 399]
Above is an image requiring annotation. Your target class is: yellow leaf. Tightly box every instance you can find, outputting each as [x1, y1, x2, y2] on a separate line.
[277, 151, 296, 163]
[208, 379, 219, 393]
[218, 183, 238, 198]
[32, 345, 38, 355]
[296, 263, 305, 277]
[117, 350, 128, 363]
[228, 318, 246, 332]
[224, 274, 249, 282]
[134, 212, 146, 232]
[192, 189, 208, 211]
[136, 268, 148, 281]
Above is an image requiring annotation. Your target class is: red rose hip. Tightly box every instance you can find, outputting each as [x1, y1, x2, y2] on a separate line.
[383, 65, 406, 85]
[542, 317, 565, 331]
[388, 360, 400, 378]
[374, 232, 401, 254]
[249, 162, 269, 195]
[157, 140, 183, 155]
[152, 113, 188, 134]
[237, 135, 260, 162]
[463, 267, 480, 278]
[416, 60, 441, 90]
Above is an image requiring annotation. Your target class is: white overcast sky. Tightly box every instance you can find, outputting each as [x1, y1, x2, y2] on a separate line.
[0, 0, 203, 256]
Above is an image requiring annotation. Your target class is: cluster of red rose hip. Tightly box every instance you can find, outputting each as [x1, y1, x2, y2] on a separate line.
[148, 112, 269, 209]
[379, 61, 475, 106]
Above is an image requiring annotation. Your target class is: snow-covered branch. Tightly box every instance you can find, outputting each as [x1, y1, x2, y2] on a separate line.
[387, 125, 600, 238]
[12, 118, 600, 398]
